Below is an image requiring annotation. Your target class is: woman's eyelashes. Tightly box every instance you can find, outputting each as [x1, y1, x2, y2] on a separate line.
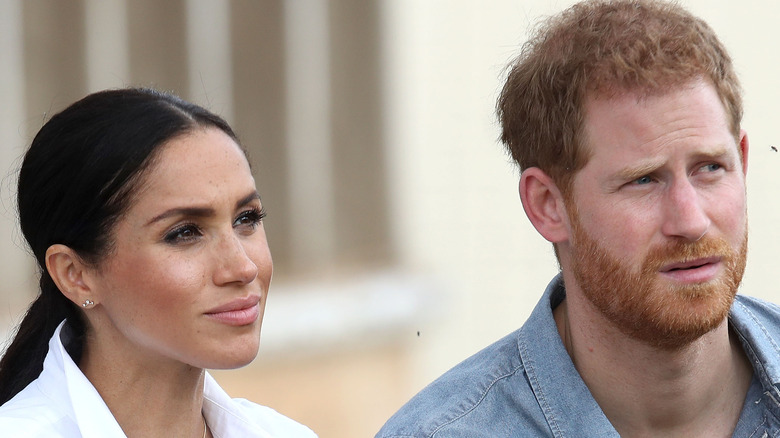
[233, 207, 267, 232]
[163, 207, 266, 245]
[163, 223, 202, 244]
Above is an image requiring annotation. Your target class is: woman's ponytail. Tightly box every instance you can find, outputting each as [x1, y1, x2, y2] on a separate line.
[0, 273, 84, 404]
[0, 88, 238, 406]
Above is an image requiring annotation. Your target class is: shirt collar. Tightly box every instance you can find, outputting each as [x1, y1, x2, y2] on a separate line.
[730, 296, 780, 416]
[202, 372, 276, 438]
[46, 321, 309, 437]
[520, 274, 780, 436]
[517, 274, 618, 437]
[45, 320, 127, 437]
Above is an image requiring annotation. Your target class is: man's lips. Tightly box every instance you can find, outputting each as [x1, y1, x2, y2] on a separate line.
[659, 256, 722, 283]
[660, 256, 721, 272]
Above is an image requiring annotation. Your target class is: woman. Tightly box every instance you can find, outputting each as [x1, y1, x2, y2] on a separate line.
[0, 88, 316, 437]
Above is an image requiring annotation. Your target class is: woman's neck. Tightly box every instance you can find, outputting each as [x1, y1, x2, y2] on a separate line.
[79, 333, 208, 437]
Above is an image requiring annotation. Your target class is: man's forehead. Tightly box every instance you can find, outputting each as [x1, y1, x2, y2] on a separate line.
[581, 81, 732, 150]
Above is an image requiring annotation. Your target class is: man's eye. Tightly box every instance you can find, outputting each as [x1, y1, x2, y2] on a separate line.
[703, 163, 722, 172]
[634, 175, 653, 185]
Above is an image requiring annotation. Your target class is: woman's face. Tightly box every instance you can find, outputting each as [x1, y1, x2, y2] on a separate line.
[85, 127, 272, 370]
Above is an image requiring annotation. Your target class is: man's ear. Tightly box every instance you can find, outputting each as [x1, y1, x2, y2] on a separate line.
[45, 244, 98, 308]
[738, 129, 749, 177]
[519, 167, 570, 244]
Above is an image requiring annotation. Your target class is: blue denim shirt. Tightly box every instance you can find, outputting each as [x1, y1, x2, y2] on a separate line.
[377, 274, 780, 437]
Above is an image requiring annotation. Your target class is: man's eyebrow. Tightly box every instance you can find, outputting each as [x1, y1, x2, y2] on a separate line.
[696, 147, 732, 163]
[612, 147, 732, 182]
[613, 161, 662, 182]
[145, 190, 261, 226]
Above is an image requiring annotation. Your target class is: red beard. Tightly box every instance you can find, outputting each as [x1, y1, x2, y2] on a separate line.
[569, 215, 747, 350]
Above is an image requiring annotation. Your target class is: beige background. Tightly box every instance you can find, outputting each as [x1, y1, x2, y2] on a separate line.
[1, 1, 779, 437]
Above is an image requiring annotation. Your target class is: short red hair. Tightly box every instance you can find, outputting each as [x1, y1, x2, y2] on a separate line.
[497, 0, 742, 196]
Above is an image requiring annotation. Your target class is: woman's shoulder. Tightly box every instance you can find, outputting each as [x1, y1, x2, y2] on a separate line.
[238, 398, 317, 434]
[0, 379, 60, 416]
[203, 373, 317, 437]
[0, 381, 78, 437]
[0, 416, 76, 438]
[204, 395, 317, 437]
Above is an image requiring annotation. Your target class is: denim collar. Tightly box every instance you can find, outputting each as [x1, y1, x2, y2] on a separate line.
[729, 296, 780, 420]
[517, 274, 618, 437]
[518, 274, 780, 437]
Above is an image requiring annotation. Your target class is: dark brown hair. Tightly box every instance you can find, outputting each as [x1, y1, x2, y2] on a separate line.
[0, 88, 240, 405]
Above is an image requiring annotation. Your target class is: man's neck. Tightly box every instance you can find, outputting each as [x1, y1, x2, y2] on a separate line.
[554, 294, 753, 438]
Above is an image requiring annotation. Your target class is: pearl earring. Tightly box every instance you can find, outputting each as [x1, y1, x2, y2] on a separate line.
[82, 299, 95, 308]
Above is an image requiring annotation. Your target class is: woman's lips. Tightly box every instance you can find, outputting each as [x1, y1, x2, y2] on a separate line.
[205, 295, 261, 326]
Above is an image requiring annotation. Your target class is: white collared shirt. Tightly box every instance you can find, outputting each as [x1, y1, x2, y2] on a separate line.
[0, 321, 317, 437]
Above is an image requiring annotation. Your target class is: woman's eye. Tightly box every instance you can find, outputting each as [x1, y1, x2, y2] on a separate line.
[233, 207, 266, 229]
[163, 224, 202, 244]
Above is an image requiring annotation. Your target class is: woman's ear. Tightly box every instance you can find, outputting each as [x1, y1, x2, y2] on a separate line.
[45, 244, 98, 309]
[519, 168, 570, 244]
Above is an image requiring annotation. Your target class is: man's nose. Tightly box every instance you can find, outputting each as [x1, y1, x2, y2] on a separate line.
[660, 178, 710, 241]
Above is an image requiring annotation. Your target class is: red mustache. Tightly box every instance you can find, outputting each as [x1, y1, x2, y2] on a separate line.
[641, 236, 733, 274]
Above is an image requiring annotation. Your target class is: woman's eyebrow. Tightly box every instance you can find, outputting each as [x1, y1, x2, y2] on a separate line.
[236, 191, 261, 209]
[146, 191, 260, 227]
[145, 206, 215, 226]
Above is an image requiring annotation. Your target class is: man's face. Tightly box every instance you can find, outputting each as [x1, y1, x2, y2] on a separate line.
[564, 79, 748, 349]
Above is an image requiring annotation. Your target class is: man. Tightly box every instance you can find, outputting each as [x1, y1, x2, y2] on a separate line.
[377, 1, 780, 437]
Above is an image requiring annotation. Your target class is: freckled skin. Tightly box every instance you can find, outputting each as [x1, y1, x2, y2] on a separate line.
[560, 79, 748, 348]
[83, 128, 272, 371]
[571, 80, 747, 264]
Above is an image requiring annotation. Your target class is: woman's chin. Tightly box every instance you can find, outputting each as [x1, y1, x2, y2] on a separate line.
[199, 337, 261, 370]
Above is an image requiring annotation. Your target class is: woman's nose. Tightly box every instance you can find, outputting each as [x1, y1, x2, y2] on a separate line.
[213, 233, 259, 286]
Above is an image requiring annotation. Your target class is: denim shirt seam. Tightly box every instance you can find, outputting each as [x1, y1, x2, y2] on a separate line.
[745, 415, 769, 438]
[428, 363, 526, 436]
[731, 298, 780, 438]
[735, 299, 780, 356]
[733, 300, 780, 400]
[518, 332, 564, 437]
